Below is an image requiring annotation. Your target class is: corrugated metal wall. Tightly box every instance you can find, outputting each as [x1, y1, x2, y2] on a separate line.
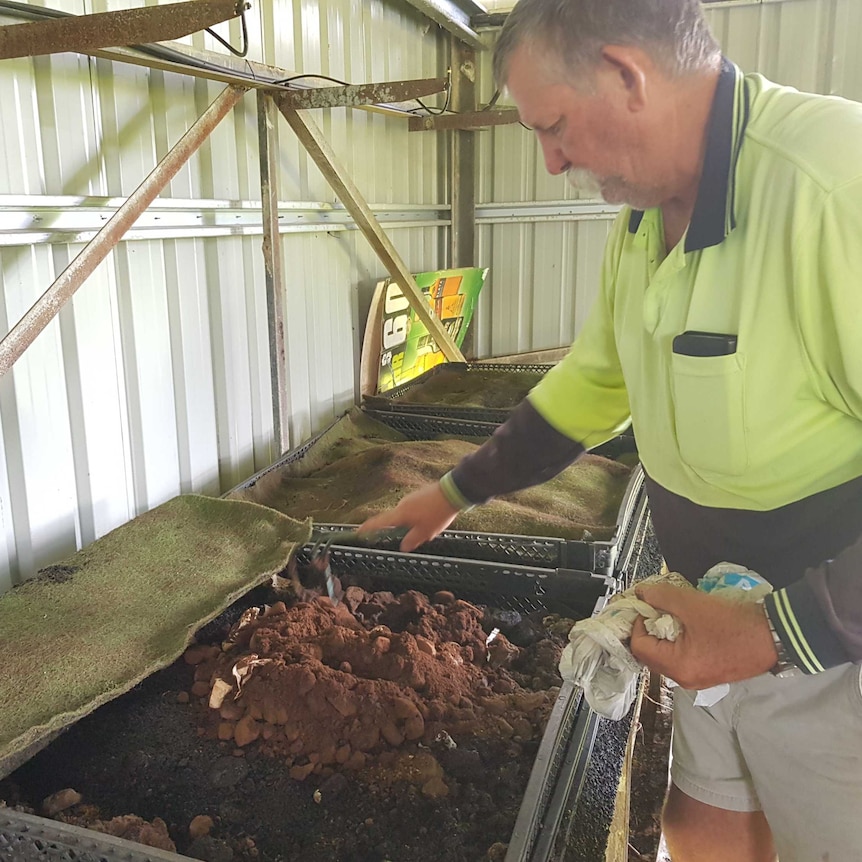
[473, 0, 862, 358]
[0, 0, 449, 589]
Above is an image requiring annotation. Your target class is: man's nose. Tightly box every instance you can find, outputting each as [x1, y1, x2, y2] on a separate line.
[538, 137, 571, 176]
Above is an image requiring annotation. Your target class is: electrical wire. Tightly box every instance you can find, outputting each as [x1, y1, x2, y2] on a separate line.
[410, 68, 452, 116]
[0, 0, 446, 119]
[483, 87, 530, 130]
[204, 8, 249, 58]
[272, 73, 351, 87]
[275, 72, 453, 119]
[485, 88, 502, 110]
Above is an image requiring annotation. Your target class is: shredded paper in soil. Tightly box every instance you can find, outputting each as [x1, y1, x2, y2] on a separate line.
[0, 494, 311, 780]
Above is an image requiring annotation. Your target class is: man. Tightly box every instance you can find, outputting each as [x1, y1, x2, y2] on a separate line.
[361, 1, 862, 859]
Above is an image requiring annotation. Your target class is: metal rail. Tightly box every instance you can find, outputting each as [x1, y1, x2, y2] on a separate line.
[0, 85, 247, 377]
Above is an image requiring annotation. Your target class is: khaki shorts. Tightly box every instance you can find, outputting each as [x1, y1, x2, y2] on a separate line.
[671, 662, 862, 862]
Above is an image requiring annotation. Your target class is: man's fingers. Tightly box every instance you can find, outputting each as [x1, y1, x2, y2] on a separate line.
[400, 526, 427, 553]
[635, 582, 698, 616]
[358, 510, 403, 534]
[630, 614, 681, 670]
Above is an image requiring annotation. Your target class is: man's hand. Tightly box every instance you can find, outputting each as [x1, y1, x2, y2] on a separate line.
[630, 582, 779, 689]
[358, 482, 460, 552]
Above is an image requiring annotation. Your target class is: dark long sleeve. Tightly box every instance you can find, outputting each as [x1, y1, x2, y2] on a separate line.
[764, 540, 862, 671]
[441, 399, 585, 507]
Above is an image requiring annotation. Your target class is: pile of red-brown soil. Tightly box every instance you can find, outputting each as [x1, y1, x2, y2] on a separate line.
[0, 582, 572, 862]
[232, 437, 632, 541]
[189, 586, 561, 796]
[393, 368, 546, 408]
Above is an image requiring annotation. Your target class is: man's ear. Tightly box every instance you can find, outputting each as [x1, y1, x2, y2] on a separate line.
[599, 44, 650, 111]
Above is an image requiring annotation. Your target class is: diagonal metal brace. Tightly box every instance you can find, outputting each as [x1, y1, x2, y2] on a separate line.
[0, 0, 246, 60]
[0, 85, 248, 377]
[275, 94, 465, 363]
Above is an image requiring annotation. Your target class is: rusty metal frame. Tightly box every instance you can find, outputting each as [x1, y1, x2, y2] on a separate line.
[278, 77, 447, 111]
[0, 85, 248, 377]
[0, 4, 435, 118]
[273, 92, 464, 364]
[409, 107, 520, 131]
[0, 19, 466, 413]
[0, 0, 245, 60]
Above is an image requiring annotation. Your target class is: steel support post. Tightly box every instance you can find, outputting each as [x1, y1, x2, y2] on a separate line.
[275, 96, 464, 363]
[450, 38, 476, 269]
[450, 38, 477, 357]
[0, 84, 248, 377]
[257, 91, 292, 454]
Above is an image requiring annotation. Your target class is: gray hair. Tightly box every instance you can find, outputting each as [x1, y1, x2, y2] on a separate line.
[493, 0, 721, 86]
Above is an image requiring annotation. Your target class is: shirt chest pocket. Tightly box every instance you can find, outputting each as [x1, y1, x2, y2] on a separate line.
[670, 351, 748, 475]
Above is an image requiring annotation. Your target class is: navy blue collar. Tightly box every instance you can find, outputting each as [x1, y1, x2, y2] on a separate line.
[628, 57, 750, 253]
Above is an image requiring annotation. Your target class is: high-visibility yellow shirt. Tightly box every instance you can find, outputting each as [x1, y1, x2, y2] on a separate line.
[529, 60, 862, 513]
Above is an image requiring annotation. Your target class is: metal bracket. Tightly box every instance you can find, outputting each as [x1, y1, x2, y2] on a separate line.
[409, 107, 520, 132]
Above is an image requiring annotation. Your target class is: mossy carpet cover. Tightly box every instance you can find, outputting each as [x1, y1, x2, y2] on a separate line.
[231, 409, 633, 541]
[0, 494, 310, 779]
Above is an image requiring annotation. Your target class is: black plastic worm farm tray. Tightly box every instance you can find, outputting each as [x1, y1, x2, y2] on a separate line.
[0, 537, 645, 862]
[0, 403, 657, 862]
[362, 362, 553, 424]
[235, 409, 644, 580]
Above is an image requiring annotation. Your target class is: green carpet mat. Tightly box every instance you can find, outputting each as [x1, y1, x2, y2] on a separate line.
[0, 494, 310, 779]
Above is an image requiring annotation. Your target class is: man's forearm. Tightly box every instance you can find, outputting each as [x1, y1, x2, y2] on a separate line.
[446, 399, 585, 506]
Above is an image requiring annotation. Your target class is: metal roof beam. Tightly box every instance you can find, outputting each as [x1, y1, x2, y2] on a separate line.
[400, 0, 486, 50]
[278, 77, 447, 110]
[0, 0, 244, 60]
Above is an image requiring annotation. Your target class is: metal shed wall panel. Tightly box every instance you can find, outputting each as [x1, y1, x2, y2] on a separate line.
[0, 0, 449, 586]
[473, 0, 862, 358]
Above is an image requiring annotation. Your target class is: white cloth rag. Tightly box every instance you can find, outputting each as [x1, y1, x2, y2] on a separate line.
[558, 564, 772, 720]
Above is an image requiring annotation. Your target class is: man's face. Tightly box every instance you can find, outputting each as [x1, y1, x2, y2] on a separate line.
[505, 42, 663, 209]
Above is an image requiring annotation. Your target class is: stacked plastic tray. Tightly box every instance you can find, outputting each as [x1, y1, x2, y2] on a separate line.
[0, 511, 656, 862]
[362, 361, 553, 425]
[236, 411, 644, 583]
[0, 406, 651, 862]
